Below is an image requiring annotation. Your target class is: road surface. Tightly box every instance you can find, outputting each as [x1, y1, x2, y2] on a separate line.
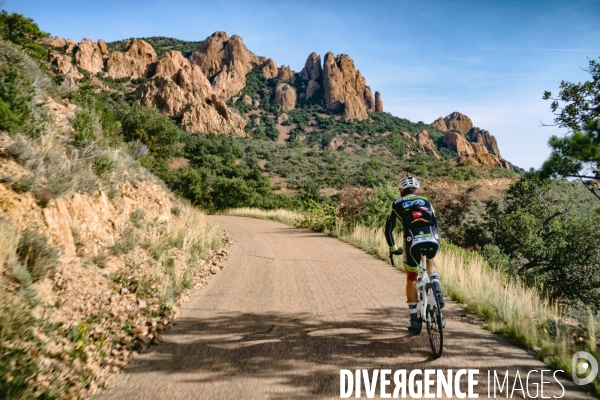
[97, 216, 594, 399]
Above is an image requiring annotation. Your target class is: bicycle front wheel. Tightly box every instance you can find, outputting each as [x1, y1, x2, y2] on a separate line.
[425, 286, 443, 358]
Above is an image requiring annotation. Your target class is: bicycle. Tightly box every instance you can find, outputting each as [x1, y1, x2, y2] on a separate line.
[390, 252, 444, 359]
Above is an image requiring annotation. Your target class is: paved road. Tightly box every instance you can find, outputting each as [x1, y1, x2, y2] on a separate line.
[97, 216, 594, 399]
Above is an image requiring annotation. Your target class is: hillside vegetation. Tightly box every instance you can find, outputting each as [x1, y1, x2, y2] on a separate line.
[0, 20, 226, 399]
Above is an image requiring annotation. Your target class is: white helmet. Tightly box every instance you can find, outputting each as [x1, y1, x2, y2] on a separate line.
[399, 176, 420, 190]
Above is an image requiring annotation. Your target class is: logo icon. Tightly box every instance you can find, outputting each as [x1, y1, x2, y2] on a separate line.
[572, 351, 598, 385]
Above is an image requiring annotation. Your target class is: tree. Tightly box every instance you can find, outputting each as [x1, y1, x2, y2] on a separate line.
[542, 58, 600, 201]
[0, 11, 49, 60]
[481, 171, 600, 309]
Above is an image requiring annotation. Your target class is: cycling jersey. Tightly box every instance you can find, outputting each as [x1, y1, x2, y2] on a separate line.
[385, 194, 440, 272]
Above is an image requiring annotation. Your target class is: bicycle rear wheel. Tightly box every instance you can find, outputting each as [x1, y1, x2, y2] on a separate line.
[425, 286, 443, 358]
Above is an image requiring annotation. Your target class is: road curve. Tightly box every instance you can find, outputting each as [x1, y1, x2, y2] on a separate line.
[97, 216, 594, 399]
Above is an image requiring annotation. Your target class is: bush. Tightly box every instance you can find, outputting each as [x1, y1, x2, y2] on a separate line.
[16, 228, 61, 282]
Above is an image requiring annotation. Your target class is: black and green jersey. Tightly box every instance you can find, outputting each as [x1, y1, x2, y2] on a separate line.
[384, 194, 438, 248]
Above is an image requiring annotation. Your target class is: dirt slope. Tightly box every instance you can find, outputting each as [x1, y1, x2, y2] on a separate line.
[97, 216, 594, 399]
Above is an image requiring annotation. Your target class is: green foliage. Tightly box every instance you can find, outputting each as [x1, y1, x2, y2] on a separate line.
[478, 171, 600, 309]
[357, 183, 398, 227]
[0, 64, 37, 135]
[295, 200, 335, 232]
[542, 58, 600, 201]
[16, 228, 61, 282]
[72, 106, 102, 147]
[0, 11, 49, 60]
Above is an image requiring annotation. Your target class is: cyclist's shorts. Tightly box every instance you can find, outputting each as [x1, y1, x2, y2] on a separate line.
[403, 226, 440, 272]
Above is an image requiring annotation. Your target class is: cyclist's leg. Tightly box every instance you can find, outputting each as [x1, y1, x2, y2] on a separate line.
[403, 233, 420, 332]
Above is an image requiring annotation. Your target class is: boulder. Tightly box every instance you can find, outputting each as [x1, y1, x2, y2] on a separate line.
[416, 130, 440, 159]
[327, 138, 343, 150]
[375, 91, 384, 112]
[274, 83, 297, 111]
[442, 131, 475, 156]
[261, 58, 278, 79]
[74, 39, 104, 74]
[182, 95, 246, 135]
[106, 39, 157, 80]
[65, 39, 77, 54]
[278, 65, 294, 82]
[300, 52, 322, 81]
[322, 52, 372, 120]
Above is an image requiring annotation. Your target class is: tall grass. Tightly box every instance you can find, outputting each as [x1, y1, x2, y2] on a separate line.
[223, 207, 600, 394]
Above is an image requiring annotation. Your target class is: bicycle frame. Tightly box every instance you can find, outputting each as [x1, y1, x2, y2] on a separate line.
[417, 255, 430, 323]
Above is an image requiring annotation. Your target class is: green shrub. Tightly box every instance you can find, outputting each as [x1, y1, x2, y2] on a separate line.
[16, 228, 61, 282]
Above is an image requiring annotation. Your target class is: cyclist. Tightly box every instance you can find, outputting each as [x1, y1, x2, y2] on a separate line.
[385, 176, 445, 333]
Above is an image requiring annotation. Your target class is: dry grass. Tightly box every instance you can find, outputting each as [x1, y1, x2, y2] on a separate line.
[223, 207, 600, 393]
[223, 207, 302, 226]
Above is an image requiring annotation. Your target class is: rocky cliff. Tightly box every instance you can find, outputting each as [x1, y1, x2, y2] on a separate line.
[322, 53, 374, 120]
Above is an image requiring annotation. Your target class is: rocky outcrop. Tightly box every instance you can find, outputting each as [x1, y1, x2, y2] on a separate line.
[137, 51, 244, 135]
[189, 32, 265, 101]
[436, 112, 504, 161]
[467, 127, 501, 157]
[41, 37, 68, 48]
[190, 32, 263, 77]
[364, 86, 375, 111]
[261, 58, 278, 79]
[375, 91, 383, 112]
[322, 53, 373, 120]
[106, 39, 157, 80]
[306, 79, 321, 99]
[155, 50, 189, 80]
[242, 95, 252, 106]
[442, 112, 473, 134]
[97, 39, 109, 55]
[73, 39, 104, 74]
[416, 130, 440, 159]
[432, 117, 448, 132]
[49, 52, 82, 89]
[211, 59, 246, 101]
[274, 83, 297, 111]
[278, 65, 294, 82]
[442, 131, 475, 156]
[300, 52, 322, 81]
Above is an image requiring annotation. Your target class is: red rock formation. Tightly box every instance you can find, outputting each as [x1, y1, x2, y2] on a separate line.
[97, 39, 109, 55]
[443, 112, 473, 134]
[189, 32, 265, 101]
[49, 52, 82, 89]
[261, 58, 278, 79]
[364, 86, 375, 111]
[374, 91, 383, 112]
[274, 83, 297, 111]
[137, 51, 244, 135]
[74, 39, 104, 74]
[456, 154, 511, 169]
[300, 52, 322, 81]
[442, 131, 475, 156]
[431, 117, 448, 131]
[322, 52, 373, 120]
[416, 130, 440, 159]
[278, 65, 295, 82]
[467, 127, 501, 157]
[106, 39, 157, 79]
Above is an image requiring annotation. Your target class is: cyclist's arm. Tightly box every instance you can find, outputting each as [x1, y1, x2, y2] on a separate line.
[385, 208, 400, 251]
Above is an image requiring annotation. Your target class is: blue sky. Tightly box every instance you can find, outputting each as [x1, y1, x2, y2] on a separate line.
[6, 0, 600, 168]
